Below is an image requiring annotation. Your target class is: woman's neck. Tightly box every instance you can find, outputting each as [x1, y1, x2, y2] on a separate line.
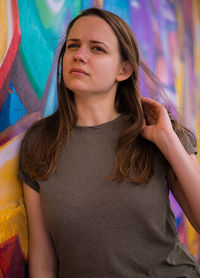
[75, 95, 120, 127]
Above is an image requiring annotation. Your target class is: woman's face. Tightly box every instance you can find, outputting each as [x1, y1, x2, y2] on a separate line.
[62, 15, 125, 98]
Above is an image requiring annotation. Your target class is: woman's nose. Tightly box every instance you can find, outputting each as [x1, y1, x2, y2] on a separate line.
[73, 47, 88, 63]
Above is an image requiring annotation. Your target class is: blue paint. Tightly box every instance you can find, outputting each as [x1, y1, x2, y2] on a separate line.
[43, 71, 58, 118]
[81, 0, 93, 10]
[103, 0, 131, 25]
[0, 83, 26, 133]
[176, 215, 183, 229]
[18, 0, 68, 99]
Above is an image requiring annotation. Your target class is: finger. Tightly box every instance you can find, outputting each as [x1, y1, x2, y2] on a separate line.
[143, 112, 157, 125]
[141, 97, 161, 107]
[143, 103, 166, 121]
[143, 111, 157, 122]
[143, 106, 159, 121]
[141, 97, 163, 112]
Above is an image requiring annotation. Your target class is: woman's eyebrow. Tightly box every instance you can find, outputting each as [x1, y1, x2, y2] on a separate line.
[90, 40, 109, 49]
[67, 38, 80, 42]
[67, 38, 109, 49]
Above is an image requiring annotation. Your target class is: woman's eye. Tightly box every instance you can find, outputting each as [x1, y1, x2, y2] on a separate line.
[92, 46, 105, 52]
[67, 44, 79, 49]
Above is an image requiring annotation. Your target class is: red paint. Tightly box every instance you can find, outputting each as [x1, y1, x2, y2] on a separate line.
[8, 89, 13, 94]
[0, 0, 21, 91]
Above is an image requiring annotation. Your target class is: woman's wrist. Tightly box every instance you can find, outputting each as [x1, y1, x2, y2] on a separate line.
[154, 129, 180, 156]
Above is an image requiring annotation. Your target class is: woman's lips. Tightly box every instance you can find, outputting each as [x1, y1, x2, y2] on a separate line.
[70, 68, 89, 75]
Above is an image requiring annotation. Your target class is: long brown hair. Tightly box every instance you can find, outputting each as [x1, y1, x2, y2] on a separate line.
[20, 7, 196, 184]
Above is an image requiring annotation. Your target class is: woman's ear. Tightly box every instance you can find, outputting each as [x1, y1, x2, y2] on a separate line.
[116, 60, 133, 82]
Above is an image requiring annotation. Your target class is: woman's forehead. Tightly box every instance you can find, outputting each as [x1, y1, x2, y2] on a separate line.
[67, 15, 118, 45]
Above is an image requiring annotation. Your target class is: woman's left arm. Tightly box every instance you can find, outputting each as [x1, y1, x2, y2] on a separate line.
[141, 97, 200, 233]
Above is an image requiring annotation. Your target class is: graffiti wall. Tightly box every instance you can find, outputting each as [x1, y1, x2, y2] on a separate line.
[0, 0, 199, 276]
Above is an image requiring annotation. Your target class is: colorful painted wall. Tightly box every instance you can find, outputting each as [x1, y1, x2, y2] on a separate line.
[0, 0, 200, 276]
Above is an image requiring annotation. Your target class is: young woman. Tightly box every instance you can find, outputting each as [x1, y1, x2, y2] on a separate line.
[18, 7, 200, 278]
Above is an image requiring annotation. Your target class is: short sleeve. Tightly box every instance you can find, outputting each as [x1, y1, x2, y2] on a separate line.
[179, 131, 198, 155]
[18, 155, 40, 192]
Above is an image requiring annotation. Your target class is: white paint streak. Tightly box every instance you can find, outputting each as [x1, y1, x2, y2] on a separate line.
[45, 0, 65, 14]
[0, 134, 24, 167]
[130, 0, 140, 9]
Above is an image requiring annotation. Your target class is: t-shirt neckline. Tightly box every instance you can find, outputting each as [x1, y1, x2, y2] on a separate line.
[74, 113, 126, 131]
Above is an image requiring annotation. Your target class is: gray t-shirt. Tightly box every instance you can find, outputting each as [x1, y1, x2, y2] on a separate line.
[18, 113, 200, 278]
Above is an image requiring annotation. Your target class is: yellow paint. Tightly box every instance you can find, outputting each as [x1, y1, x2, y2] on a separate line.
[175, 61, 184, 114]
[193, 0, 200, 75]
[185, 218, 199, 257]
[0, 135, 28, 258]
[0, 156, 28, 257]
[0, 158, 23, 204]
[0, 0, 7, 63]
[0, 200, 28, 258]
[175, 6, 184, 113]
[0, 133, 26, 204]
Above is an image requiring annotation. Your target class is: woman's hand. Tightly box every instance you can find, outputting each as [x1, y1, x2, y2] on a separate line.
[141, 97, 174, 145]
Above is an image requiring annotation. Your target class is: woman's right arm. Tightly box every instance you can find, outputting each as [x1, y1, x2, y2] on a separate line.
[23, 183, 58, 278]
